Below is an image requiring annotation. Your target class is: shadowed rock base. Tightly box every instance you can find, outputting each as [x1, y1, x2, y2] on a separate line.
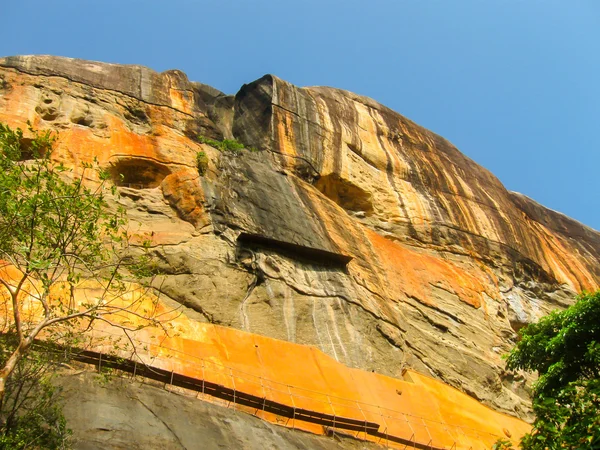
[1, 55, 599, 423]
[58, 371, 381, 450]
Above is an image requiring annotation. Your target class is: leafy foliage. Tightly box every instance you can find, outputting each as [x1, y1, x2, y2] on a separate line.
[196, 135, 257, 154]
[505, 290, 600, 449]
[0, 337, 71, 449]
[0, 122, 166, 447]
[0, 124, 125, 289]
[492, 438, 516, 450]
[196, 151, 209, 176]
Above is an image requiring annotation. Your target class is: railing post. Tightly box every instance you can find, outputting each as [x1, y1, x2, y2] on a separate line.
[167, 369, 174, 391]
[403, 413, 416, 446]
[377, 406, 389, 447]
[421, 417, 433, 448]
[262, 377, 268, 418]
[356, 401, 368, 439]
[403, 434, 415, 449]
[257, 376, 267, 418]
[230, 368, 236, 409]
[200, 359, 206, 398]
[387, 425, 390, 449]
[326, 395, 336, 435]
[287, 385, 296, 429]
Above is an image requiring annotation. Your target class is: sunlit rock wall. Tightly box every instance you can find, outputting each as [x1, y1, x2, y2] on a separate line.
[1, 55, 599, 420]
[58, 371, 384, 450]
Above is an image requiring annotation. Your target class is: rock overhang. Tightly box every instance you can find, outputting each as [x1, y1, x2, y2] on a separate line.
[0, 55, 599, 424]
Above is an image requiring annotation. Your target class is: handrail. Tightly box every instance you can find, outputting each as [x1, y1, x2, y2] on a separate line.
[74, 348, 444, 450]
[91, 327, 506, 442]
[2, 325, 513, 449]
[76, 349, 378, 429]
[72, 328, 512, 449]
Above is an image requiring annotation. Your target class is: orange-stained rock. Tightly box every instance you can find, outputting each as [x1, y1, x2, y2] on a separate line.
[0, 267, 530, 449]
[161, 168, 210, 228]
[99, 296, 532, 449]
[234, 75, 599, 294]
[1, 55, 599, 424]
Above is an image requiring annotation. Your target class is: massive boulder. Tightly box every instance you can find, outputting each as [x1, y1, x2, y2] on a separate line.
[1, 55, 598, 422]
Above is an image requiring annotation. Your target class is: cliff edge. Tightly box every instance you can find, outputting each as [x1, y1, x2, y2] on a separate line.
[1, 55, 598, 425]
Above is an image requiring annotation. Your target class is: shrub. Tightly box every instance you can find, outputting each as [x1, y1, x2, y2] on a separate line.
[492, 438, 515, 450]
[0, 340, 72, 449]
[196, 151, 209, 176]
[219, 139, 245, 153]
[197, 135, 254, 155]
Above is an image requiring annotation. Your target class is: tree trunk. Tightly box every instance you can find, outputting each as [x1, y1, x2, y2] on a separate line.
[0, 341, 28, 412]
[0, 375, 5, 413]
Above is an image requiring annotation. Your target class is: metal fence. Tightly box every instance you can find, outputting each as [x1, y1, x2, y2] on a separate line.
[73, 329, 513, 450]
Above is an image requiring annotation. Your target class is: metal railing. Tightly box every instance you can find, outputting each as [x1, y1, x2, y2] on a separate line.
[72, 329, 515, 450]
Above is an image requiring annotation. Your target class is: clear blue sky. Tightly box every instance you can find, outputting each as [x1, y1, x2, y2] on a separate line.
[2, 0, 599, 230]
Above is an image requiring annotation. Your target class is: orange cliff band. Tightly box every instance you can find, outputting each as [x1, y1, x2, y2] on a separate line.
[0, 263, 529, 449]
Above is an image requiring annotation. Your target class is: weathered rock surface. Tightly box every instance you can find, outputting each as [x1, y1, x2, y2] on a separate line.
[58, 371, 379, 450]
[1, 55, 599, 424]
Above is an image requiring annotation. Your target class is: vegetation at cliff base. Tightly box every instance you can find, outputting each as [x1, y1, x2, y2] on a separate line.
[0, 122, 164, 448]
[502, 290, 600, 450]
[0, 340, 71, 449]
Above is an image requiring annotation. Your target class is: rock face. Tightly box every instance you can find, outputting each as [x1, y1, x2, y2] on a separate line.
[1, 55, 599, 423]
[58, 371, 381, 450]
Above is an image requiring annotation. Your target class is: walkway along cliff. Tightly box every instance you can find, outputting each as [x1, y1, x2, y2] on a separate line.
[0, 55, 599, 449]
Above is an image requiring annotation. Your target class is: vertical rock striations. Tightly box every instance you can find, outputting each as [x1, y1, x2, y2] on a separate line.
[1, 55, 599, 421]
[233, 74, 599, 293]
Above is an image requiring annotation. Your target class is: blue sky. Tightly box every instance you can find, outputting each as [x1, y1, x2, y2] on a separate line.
[2, 0, 599, 230]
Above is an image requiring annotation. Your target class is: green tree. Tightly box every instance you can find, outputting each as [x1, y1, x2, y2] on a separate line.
[0, 339, 71, 449]
[505, 290, 600, 449]
[0, 122, 164, 448]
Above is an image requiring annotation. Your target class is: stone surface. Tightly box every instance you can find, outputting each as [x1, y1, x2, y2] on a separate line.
[1, 55, 599, 425]
[58, 371, 379, 450]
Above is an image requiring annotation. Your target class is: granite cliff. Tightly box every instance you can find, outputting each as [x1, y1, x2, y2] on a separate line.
[0, 55, 598, 433]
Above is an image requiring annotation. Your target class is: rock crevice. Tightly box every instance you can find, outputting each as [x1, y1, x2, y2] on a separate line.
[1, 55, 599, 421]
